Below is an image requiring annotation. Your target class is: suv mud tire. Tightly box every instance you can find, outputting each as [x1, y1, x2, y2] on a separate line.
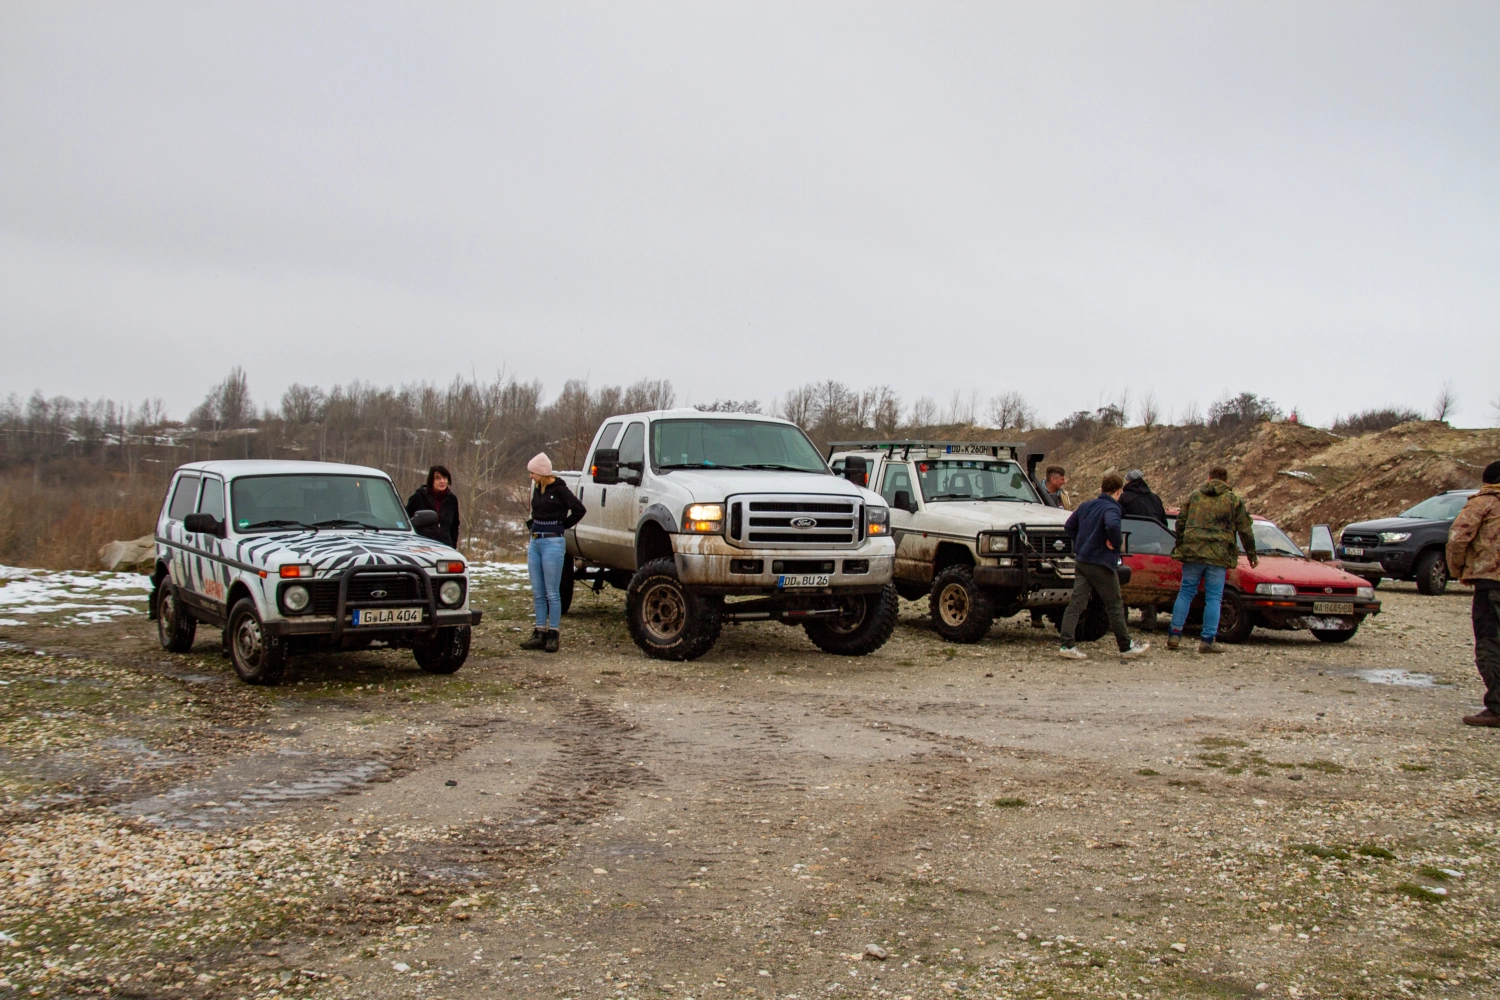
[1054, 593, 1111, 643]
[804, 584, 899, 656]
[928, 566, 994, 644]
[156, 583, 197, 653]
[1213, 588, 1253, 644]
[1414, 549, 1449, 595]
[227, 598, 286, 685]
[413, 625, 471, 673]
[626, 558, 722, 661]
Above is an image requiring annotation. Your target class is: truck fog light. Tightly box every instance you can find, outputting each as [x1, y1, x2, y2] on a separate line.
[283, 584, 310, 612]
[439, 580, 464, 606]
[1255, 583, 1296, 597]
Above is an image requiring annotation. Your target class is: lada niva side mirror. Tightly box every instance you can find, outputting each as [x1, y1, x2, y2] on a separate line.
[591, 448, 621, 485]
[183, 513, 225, 538]
[892, 490, 918, 513]
[410, 509, 440, 530]
[1309, 523, 1336, 561]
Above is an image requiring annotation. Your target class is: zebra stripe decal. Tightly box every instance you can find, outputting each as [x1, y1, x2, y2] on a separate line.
[230, 531, 458, 573]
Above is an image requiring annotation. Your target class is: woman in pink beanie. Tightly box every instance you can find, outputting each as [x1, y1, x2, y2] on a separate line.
[521, 452, 586, 652]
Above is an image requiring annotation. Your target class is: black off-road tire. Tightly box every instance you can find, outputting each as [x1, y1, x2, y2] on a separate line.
[1414, 549, 1449, 595]
[895, 580, 932, 602]
[227, 598, 286, 685]
[1054, 593, 1111, 643]
[156, 582, 197, 653]
[560, 559, 575, 615]
[1312, 624, 1359, 643]
[413, 625, 471, 673]
[803, 584, 900, 656]
[1213, 588, 1253, 644]
[928, 565, 995, 644]
[1361, 575, 1382, 590]
[626, 558, 723, 661]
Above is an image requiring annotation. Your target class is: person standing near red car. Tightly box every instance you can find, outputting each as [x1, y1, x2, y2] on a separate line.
[1447, 460, 1500, 727]
[1167, 465, 1257, 653]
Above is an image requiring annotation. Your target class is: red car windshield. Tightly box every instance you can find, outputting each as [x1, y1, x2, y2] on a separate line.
[1239, 521, 1304, 558]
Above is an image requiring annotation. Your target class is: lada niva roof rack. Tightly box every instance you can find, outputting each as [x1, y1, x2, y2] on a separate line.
[826, 440, 1027, 460]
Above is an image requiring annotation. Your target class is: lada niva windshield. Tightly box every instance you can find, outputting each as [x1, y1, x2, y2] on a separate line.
[652, 419, 829, 473]
[915, 459, 1040, 503]
[230, 474, 411, 532]
[1398, 493, 1471, 520]
[1238, 521, 1304, 558]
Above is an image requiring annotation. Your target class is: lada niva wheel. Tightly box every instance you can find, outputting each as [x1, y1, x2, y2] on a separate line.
[928, 566, 995, 644]
[804, 584, 899, 656]
[626, 558, 722, 660]
[227, 598, 286, 685]
[156, 583, 197, 653]
[413, 625, 471, 673]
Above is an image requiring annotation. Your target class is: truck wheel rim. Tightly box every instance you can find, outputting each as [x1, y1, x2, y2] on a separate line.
[235, 615, 263, 665]
[159, 591, 174, 630]
[938, 583, 969, 626]
[641, 582, 686, 641]
[828, 595, 869, 634]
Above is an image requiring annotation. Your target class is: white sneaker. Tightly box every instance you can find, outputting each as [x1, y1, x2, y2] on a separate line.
[1057, 646, 1088, 660]
[1120, 641, 1151, 658]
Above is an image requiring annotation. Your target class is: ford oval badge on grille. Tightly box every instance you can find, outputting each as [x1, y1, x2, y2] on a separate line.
[790, 517, 817, 529]
[371, 589, 388, 598]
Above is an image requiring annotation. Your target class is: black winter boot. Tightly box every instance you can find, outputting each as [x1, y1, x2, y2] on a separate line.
[520, 628, 547, 650]
[544, 629, 560, 653]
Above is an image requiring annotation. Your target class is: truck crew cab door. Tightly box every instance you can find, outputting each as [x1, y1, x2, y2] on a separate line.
[574, 421, 623, 562]
[878, 461, 928, 585]
[595, 420, 646, 570]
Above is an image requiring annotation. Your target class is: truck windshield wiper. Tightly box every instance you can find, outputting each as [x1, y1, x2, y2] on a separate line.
[310, 518, 384, 531]
[740, 463, 818, 471]
[657, 462, 744, 470]
[925, 493, 975, 501]
[976, 495, 1029, 502]
[243, 519, 319, 532]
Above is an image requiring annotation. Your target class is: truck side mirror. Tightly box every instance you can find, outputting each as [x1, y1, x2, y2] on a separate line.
[842, 455, 868, 488]
[621, 459, 643, 486]
[1309, 523, 1336, 561]
[410, 509, 440, 530]
[892, 490, 917, 513]
[183, 513, 225, 538]
[591, 448, 621, 485]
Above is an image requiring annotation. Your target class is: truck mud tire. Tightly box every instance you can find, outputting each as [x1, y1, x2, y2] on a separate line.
[560, 559, 575, 615]
[413, 625, 471, 673]
[626, 558, 723, 661]
[1414, 549, 1449, 595]
[227, 598, 286, 685]
[895, 580, 932, 602]
[156, 582, 197, 653]
[804, 584, 899, 656]
[1053, 594, 1111, 643]
[928, 565, 995, 644]
[1213, 588, 1253, 644]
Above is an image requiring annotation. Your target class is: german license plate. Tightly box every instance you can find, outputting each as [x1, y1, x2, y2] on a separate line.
[1343, 547, 1364, 556]
[778, 574, 830, 589]
[352, 607, 423, 626]
[1312, 601, 1353, 615]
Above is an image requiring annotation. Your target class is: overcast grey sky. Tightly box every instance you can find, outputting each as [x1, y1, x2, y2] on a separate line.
[2, 2, 1496, 426]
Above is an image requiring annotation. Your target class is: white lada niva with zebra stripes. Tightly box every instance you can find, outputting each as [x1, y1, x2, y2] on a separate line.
[150, 460, 481, 684]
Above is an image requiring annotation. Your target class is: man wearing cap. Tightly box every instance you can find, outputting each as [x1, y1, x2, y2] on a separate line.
[521, 453, 587, 653]
[1448, 460, 1500, 727]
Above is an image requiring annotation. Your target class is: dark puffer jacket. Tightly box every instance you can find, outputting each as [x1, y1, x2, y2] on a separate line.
[406, 487, 461, 548]
[1119, 478, 1167, 526]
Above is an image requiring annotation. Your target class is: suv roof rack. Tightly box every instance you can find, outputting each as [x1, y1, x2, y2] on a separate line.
[826, 440, 1026, 460]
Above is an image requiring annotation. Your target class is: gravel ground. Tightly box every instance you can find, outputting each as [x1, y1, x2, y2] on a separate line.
[0, 570, 1495, 1000]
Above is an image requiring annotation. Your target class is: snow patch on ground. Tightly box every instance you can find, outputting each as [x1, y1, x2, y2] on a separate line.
[0, 566, 151, 627]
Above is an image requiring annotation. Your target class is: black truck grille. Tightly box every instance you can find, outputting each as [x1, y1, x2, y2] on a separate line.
[1341, 533, 1380, 548]
[748, 501, 855, 513]
[347, 573, 424, 603]
[309, 582, 340, 616]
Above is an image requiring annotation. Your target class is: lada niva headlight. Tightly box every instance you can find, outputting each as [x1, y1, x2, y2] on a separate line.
[282, 584, 311, 612]
[983, 533, 1010, 553]
[439, 580, 464, 606]
[1378, 532, 1411, 544]
[865, 506, 889, 535]
[684, 504, 724, 533]
[1255, 583, 1296, 597]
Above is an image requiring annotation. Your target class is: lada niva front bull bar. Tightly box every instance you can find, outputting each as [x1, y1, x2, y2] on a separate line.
[262, 564, 482, 638]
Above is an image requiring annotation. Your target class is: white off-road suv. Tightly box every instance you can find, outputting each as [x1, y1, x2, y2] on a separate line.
[150, 460, 482, 684]
[557, 410, 898, 661]
[826, 441, 1115, 644]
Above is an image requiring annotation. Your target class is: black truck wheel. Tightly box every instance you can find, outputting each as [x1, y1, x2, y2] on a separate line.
[1414, 549, 1449, 595]
[1054, 593, 1111, 643]
[1213, 588, 1253, 644]
[227, 598, 286, 685]
[560, 558, 575, 615]
[804, 584, 899, 656]
[626, 558, 722, 660]
[413, 625, 471, 673]
[928, 565, 995, 644]
[156, 583, 197, 653]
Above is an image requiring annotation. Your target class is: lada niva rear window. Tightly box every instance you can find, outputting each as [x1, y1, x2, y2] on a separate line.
[915, 460, 1038, 503]
[230, 475, 410, 533]
[167, 476, 200, 520]
[651, 419, 828, 473]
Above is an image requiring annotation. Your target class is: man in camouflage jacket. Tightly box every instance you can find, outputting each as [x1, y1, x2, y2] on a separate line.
[1447, 461, 1500, 727]
[1167, 466, 1258, 652]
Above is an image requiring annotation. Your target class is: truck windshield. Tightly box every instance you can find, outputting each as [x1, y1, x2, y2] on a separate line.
[230, 475, 411, 532]
[915, 459, 1039, 503]
[651, 419, 830, 474]
[1399, 493, 1472, 520]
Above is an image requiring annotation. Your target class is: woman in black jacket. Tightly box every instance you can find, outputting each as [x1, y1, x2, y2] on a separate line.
[406, 465, 461, 548]
[521, 452, 586, 653]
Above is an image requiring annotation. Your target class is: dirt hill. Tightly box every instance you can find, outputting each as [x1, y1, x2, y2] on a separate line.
[1037, 420, 1500, 538]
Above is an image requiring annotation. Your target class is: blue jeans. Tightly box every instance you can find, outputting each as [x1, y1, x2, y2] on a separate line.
[1170, 563, 1228, 642]
[527, 535, 567, 629]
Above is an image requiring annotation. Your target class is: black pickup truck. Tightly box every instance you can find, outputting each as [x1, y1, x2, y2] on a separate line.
[1337, 490, 1477, 594]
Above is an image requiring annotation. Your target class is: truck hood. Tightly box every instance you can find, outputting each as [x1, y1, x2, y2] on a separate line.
[656, 469, 883, 505]
[911, 500, 1071, 533]
[228, 530, 465, 575]
[1342, 516, 1448, 534]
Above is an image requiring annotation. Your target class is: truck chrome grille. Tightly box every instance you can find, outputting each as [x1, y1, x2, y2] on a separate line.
[732, 495, 860, 547]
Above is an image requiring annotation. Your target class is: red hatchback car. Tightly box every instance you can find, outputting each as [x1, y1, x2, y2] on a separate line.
[1118, 513, 1381, 643]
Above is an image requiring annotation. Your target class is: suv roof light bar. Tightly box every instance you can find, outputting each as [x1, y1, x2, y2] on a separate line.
[826, 440, 1026, 460]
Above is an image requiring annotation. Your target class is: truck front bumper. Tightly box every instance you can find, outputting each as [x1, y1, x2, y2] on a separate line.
[672, 534, 894, 592]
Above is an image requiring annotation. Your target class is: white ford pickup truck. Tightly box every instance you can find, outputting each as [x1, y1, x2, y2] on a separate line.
[558, 410, 898, 661]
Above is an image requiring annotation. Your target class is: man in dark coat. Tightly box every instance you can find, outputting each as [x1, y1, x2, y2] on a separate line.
[1119, 469, 1168, 526]
[406, 465, 461, 548]
[1058, 473, 1149, 660]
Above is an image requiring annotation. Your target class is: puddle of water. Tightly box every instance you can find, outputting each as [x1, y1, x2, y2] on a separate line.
[1352, 669, 1440, 688]
[116, 756, 390, 829]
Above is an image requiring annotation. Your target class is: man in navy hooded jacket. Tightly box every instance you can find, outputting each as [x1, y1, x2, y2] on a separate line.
[1058, 472, 1149, 659]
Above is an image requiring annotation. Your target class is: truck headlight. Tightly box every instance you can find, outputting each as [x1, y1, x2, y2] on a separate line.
[684, 503, 724, 533]
[282, 584, 310, 612]
[1378, 532, 1411, 544]
[1356, 586, 1375, 600]
[865, 506, 889, 536]
[1255, 583, 1296, 597]
[439, 580, 464, 606]
[984, 534, 1010, 553]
